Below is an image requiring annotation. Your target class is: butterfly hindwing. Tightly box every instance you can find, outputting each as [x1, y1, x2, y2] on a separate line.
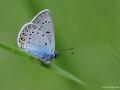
[17, 23, 51, 54]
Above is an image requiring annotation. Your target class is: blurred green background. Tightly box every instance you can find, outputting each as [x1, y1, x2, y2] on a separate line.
[0, 0, 120, 90]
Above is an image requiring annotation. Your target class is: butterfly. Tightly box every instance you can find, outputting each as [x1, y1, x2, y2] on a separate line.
[17, 9, 59, 64]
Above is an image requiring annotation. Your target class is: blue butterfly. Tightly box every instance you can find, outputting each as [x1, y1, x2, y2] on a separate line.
[17, 9, 59, 64]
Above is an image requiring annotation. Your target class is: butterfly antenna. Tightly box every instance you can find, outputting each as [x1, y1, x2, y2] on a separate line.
[58, 48, 74, 51]
[57, 48, 75, 54]
[62, 48, 74, 50]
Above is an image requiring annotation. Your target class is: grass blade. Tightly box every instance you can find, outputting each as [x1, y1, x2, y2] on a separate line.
[0, 43, 87, 86]
[51, 64, 87, 86]
[106, 45, 120, 63]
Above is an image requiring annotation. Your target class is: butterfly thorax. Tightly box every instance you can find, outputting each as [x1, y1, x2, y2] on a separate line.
[41, 53, 55, 64]
[41, 51, 59, 64]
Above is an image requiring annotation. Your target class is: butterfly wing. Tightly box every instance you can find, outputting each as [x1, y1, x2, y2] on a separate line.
[31, 9, 55, 53]
[17, 23, 52, 61]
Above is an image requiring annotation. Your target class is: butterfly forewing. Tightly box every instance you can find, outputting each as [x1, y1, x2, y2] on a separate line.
[31, 9, 55, 52]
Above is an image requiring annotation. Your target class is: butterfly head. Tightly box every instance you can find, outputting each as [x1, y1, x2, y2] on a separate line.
[54, 51, 59, 59]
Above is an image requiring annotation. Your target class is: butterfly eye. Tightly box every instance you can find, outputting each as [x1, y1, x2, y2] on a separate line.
[54, 51, 59, 59]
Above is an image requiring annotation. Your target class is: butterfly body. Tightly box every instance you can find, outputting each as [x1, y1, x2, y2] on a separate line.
[17, 9, 58, 64]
